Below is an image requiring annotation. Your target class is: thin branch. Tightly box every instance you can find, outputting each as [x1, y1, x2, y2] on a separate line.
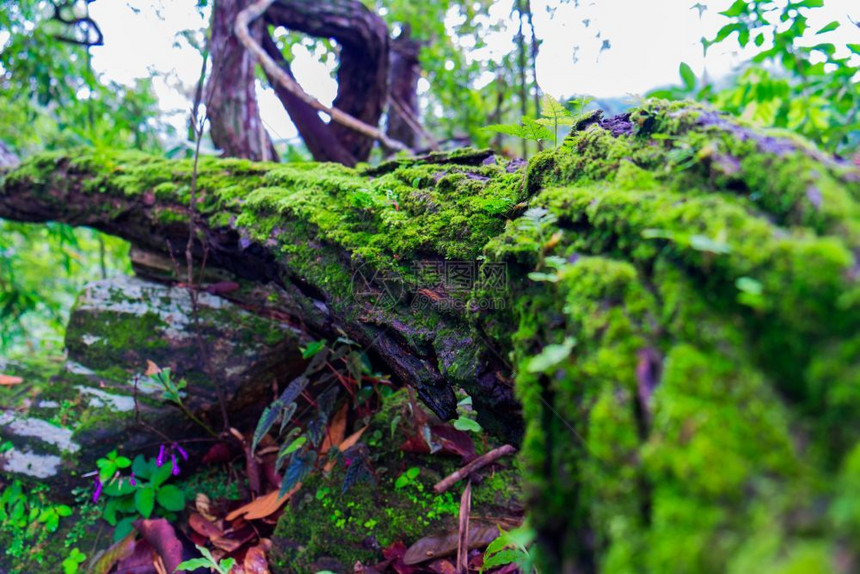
[235, 0, 411, 154]
[388, 94, 438, 150]
[434, 444, 517, 493]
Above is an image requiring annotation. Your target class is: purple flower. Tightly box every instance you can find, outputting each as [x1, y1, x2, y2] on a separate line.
[93, 478, 103, 503]
[171, 453, 180, 475]
[156, 444, 166, 467]
[174, 443, 188, 461]
[129, 472, 137, 487]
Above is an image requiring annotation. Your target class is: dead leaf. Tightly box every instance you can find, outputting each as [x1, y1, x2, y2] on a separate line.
[226, 484, 301, 522]
[195, 493, 217, 522]
[382, 541, 417, 574]
[323, 426, 368, 472]
[144, 361, 161, 377]
[88, 532, 137, 574]
[403, 522, 504, 565]
[320, 403, 348, 454]
[0, 374, 23, 386]
[188, 512, 223, 539]
[133, 518, 187, 574]
[243, 544, 271, 574]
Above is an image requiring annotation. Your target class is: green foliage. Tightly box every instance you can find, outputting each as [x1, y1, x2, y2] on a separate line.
[60, 548, 86, 574]
[96, 453, 186, 541]
[175, 544, 236, 574]
[0, 221, 130, 353]
[0, 480, 73, 568]
[482, 94, 583, 152]
[650, 1, 859, 153]
[481, 524, 538, 573]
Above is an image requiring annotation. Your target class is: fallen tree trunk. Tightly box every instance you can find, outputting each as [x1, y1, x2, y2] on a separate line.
[2, 101, 859, 572]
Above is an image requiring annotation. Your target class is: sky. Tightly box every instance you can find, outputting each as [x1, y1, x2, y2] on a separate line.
[86, 0, 859, 143]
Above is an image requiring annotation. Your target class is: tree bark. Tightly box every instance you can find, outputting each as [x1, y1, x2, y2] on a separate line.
[207, 0, 277, 161]
[386, 27, 422, 150]
[263, 0, 391, 162]
[2, 103, 858, 573]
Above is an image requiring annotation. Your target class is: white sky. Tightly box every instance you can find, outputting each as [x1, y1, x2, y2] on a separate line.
[87, 0, 860, 143]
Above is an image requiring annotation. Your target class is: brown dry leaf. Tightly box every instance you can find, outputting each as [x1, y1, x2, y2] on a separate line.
[243, 544, 271, 574]
[323, 425, 368, 472]
[210, 535, 243, 553]
[320, 403, 349, 454]
[0, 374, 23, 386]
[195, 493, 217, 522]
[88, 531, 137, 574]
[403, 522, 503, 566]
[188, 512, 223, 539]
[226, 483, 301, 522]
[144, 360, 161, 376]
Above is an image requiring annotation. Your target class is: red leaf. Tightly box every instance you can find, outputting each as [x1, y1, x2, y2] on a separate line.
[432, 425, 476, 461]
[132, 519, 190, 574]
[202, 442, 234, 465]
[382, 541, 417, 574]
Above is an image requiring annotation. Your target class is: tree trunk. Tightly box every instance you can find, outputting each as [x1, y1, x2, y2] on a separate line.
[207, 0, 277, 161]
[386, 27, 422, 150]
[2, 102, 858, 573]
[262, 0, 390, 163]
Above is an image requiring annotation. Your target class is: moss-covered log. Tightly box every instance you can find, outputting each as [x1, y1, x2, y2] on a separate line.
[2, 101, 859, 573]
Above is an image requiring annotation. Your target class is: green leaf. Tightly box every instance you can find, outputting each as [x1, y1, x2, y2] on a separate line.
[134, 486, 155, 518]
[301, 340, 326, 358]
[150, 460, 174, 488]
[453, 417, 482, 433]
[525, 337, 577, 373]
[848, 44, 860, 56]
[679, 62, 696, 90]
[113, 516, 136, 542]
[114, 456, 131, 469]
[520, 117, 553, 142]
[482, 549, 526, 571]
[540, 94, 570, 120]
[103, 498, 119, 526]
[719, 0, 747, 17]
[175, 558, 213, 571]
[132, 455, 153, 480]
[816, 21, 839, 34]
[253, 400, 284, 452]
[156, 484, 185, 511]
[481, 123, 527, 139]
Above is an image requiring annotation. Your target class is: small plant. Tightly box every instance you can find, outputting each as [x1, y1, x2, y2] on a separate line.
[252, 337, 386, 497]
[394, 466, 422, 490]
[482, 94, 590, 153]
[61, 548, 87, 574]
[0, 480, 73, 568]
[452, 394, 482, 433]
[482, 524, 539, 573]
[92, 450, 186, 540]
[142, 361, 217, 436]
[175, 544, 236, 573]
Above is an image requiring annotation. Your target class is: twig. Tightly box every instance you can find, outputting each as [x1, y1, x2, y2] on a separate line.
[434, 444, 517, 494]
[456, 480, 472, 574]
[388, 94, 438, 149]
[235, 0, 411, 153]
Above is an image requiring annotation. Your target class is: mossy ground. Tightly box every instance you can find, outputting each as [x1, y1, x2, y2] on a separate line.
[270, 390, 521, 573]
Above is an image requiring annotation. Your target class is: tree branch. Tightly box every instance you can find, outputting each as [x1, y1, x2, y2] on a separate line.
[235, 0, 411, 154]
